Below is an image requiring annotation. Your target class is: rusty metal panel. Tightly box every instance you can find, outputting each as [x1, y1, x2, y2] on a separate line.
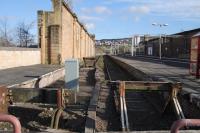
[83, 57, 96, 67]
[190, 36, 200, 78]
[191, 38, 199, 49]
[191, 50, 198, 62]
[0, 86, 8, 113]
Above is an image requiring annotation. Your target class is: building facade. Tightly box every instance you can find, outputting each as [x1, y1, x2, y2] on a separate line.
[142, 28, 200, 59]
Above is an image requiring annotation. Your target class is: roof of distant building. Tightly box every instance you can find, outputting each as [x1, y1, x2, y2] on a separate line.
[174, 28, 200, 35]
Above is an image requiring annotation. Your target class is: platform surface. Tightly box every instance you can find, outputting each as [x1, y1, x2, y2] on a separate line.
[0, 64, 63, 86]
[113, 56, 200, 93]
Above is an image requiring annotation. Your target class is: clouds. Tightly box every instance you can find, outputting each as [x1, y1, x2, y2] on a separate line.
[76, 0, 200, 22]
[128, 5, 150, 14]
[94, 6, 112, 14]
[148, 0, 200, 21]
[85, 23, 95, 30]
[80, 15, 103, 21]
[79, 15, 101, 30]
[73, 0, 200, 39]
[81, 6, 112, 15]
[102, 0, 200, 25]
[78, 5, 111, 31]
[102, 0, 200, 21]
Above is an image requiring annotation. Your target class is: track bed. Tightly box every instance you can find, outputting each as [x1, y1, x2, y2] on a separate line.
[126, 90, 176, 131]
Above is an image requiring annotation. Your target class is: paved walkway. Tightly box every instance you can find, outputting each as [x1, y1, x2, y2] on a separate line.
[113, 56, 200, 94]
[0, 64, 62, 86]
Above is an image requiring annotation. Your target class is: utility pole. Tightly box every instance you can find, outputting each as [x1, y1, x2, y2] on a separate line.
[131, 36, 134, 56]
[110, 43, 113, 55]
[115, 43, 117, 55]
[152, 23, 168, 60]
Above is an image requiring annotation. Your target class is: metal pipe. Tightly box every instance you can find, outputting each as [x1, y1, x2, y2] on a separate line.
[57, 89, 62, 108]
[120, 96, 125, 131]
[51, 108, 63, 129]
[159, 34, 162, 60]
[123, 96, 129, 131]
[53, 108, 63, 129]
[0, 114, 21, 133]
[171, 119, 200, 133]
[172, 98, 181, 119]
[122, 81, 129, 131]
[120, 82, 125, 131]
[174, 98, 185, 119]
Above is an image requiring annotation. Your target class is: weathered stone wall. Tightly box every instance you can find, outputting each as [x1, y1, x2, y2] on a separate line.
[81, 29, 86, 58]
[62, 5, 74, 60]
[38, 0, 95, 65]
[0, 47, 41, 70]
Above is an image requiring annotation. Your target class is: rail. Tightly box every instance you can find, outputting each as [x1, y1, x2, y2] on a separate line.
[110, 81, 184, 131]
[119, 81, 129, 131]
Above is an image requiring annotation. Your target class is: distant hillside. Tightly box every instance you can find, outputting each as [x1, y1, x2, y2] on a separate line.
[96, 38, 132, 46]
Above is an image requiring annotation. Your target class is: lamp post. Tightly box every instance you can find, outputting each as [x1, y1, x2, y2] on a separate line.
[131, 36, 134, 56]
[152, 23, 168, 60]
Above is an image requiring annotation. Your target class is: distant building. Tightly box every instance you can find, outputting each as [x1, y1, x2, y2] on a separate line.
[143, 28, 200, 59]
[132, 35, 156, 56]
[95, 38, 132, 55]
[96, 38, 132, 46]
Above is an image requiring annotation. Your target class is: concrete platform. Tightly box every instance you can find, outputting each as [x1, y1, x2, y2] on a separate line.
[112, 56, 200, 94]
[0, 64, 63, 87]
[99, 131, 200, 133]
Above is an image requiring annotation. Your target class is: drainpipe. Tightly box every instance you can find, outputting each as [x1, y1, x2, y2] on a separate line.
[57, 89, 62, 108]
[0, 114, 21, 133]
[171, 119, 200, 133]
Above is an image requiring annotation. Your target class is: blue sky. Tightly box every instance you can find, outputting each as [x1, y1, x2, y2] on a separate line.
[0, 0, 200, 40]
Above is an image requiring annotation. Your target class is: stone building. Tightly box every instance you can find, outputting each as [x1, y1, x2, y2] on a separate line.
[38, 0, 95, 64]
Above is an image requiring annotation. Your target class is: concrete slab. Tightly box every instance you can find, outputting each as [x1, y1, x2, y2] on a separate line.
[0, 64, 63, 87]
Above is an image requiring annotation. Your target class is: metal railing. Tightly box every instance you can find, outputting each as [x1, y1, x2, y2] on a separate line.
[0, 114, 21, 133]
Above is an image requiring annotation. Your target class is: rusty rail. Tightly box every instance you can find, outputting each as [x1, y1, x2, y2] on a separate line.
[115, 81, 183, 131]
[171, 119, 200, 133]
[0, 114, 21, 133]
[119, 81, 129, 131]
[83, 57, 96, 67]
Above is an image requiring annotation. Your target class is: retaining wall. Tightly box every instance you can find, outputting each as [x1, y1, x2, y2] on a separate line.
[0, 47, 41, 70]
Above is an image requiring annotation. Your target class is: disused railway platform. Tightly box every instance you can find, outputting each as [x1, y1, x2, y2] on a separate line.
[0, 64, 63, 88]
[0, 65, 96, 132]
[95, 56, 200, 133]
[111, 56, 200, 94]
[1, 56, 200, 133]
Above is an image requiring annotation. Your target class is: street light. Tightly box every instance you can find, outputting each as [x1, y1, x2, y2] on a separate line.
[152, 23, 168, 60]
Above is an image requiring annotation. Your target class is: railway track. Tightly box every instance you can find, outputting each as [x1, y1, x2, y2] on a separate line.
[104, 56, 186, 132]
[1, 56, 200, 133]
[125, 89, 175, 131]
